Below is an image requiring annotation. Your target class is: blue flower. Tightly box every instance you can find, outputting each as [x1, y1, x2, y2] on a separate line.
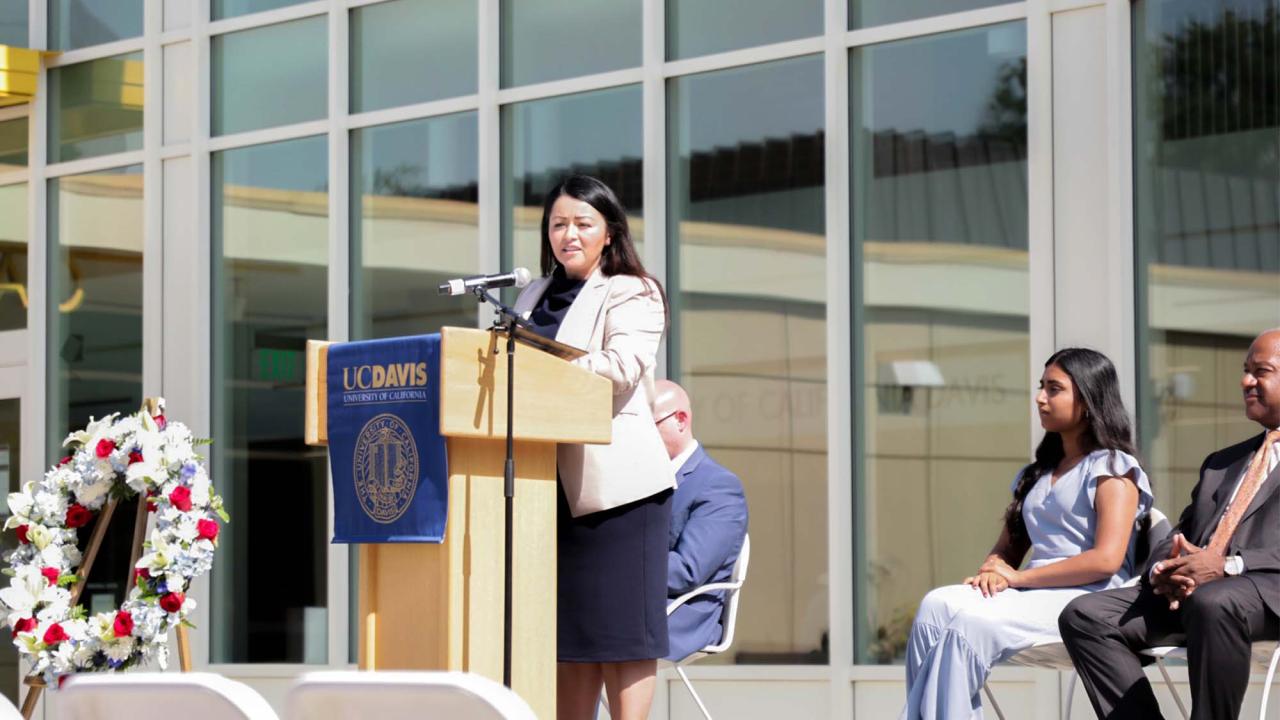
[181, 463, 198, 480]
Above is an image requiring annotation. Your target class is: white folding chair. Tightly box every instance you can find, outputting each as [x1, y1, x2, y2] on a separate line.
[0, 694, 20, 720]
[662, 533, 750, 720]
[58, 672, 279, 720]
[981, 508, 1173, 720]
[1141, 641, 1280, 720]
[285, 671, 536, 720]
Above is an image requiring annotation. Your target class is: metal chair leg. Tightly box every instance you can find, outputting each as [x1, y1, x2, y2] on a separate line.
[676, 665, 714, 720]
[1155, 658, 1190, 720]
[1064, 671, 1078, 718]
[981, 682, 1007, 720]
[1260, 647, 1280, 720]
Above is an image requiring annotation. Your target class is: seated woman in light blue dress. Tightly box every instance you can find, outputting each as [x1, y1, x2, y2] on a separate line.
[901, 348, 1154, 720]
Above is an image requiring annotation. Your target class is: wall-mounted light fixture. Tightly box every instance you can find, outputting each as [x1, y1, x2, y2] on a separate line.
[877, 360, 946, 415]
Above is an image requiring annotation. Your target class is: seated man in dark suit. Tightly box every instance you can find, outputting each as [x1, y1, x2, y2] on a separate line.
[652, 380, 749, 662]
[1060, 328, 1280, 719]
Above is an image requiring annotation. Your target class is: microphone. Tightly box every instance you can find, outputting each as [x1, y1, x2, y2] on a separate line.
[437, 267, 533, 297]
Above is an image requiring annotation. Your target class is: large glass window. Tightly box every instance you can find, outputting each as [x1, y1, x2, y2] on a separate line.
[48, 0, 142, 51]
[0, 118, 27, 171]
[48, 52, 144, 163]
[500, 0, 641, 88]
[0, 4, 26, 47]
[850, 0, 1011, 29]
[213, 0, 312, 21]
[47, 165, 144, 451]
[501, 86, 642, 274]
[1134, 0, 1280, 512]
[352, 112, 479, 340]
[0, 183, 26, 331]
[850, 22, 1029, 663]
[212, 136, 329, 663]
[669, 56, 827, 664]
[667, 0, 822, 60]
[47, 166, 145, 617]
[211, 18, 326, 137]
[350, 0, 477, 114]
[0, 397, 20, 707]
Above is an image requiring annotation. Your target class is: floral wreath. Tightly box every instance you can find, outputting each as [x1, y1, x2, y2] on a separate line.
[0, 400, 227, 684]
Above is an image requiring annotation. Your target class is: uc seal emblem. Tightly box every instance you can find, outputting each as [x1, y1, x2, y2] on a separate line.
[353, 413, 419, 524]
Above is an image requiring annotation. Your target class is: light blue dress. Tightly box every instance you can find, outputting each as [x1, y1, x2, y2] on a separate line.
[901, 449, 1153, 720]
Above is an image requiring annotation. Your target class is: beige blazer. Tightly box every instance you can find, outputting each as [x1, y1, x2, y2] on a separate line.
[514, 269, 676, 516]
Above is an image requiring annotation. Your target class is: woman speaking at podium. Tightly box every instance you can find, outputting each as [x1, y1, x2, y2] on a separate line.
[514, 175, 676, 720]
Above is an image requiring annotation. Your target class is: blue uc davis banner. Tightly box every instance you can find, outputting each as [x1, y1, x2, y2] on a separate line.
[326, 334, 448, 543]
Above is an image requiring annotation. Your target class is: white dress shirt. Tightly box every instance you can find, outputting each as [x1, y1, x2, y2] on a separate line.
[670, 440, 701, 486]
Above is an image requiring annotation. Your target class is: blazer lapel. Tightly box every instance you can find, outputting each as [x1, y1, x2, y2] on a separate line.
[513, 276, 553, 318]
[1198, 435, 1262, 544]
[679, 445, 708, 480]
[555, 269, 609, 349]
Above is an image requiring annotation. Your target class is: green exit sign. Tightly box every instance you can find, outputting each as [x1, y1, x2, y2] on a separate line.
[254, 348, 303, 384]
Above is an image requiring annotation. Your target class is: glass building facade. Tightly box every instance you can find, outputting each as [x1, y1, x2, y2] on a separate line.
[0, 0, 1274, 716]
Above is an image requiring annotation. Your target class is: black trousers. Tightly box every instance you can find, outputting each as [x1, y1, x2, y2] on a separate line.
[1059, 577, 1279, 720]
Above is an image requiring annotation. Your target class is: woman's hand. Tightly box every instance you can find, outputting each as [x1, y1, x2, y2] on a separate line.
[977, 557, 1025, 589]
[962, 571, 1010, 597]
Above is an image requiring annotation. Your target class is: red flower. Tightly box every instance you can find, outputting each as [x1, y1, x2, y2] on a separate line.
[112, 611, 134, 638]
[40, 568, 59, 586]
[146, 500, 157, 514]
[11, 617, 35, 638]
[43, 623, 68, 645]
[169, 486, 192, 512]
[153, 414, 167, 430]
[65, 503, 93, 529]
[15, 525, 28, 545]
[133, 567, 150, 582]
[197, 519, 219, 541]
[128, 451, 143, 465]
[95, 439, 115, 458]
[58, 456, 72, 466]
[159, 592, 184, 614]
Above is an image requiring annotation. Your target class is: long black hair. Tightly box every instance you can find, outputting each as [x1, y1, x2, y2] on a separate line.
[539, 176, 648, 276]
[1003, 348, 1146, 556]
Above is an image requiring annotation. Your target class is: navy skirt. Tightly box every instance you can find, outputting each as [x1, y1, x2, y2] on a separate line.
[557, 483, 673, 662]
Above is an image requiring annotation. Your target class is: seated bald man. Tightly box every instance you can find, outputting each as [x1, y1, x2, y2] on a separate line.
[653, 380, 749, 662]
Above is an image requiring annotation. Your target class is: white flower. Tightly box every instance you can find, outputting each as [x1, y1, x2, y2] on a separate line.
[7, 490, 33, 519]
[104, 636, 135, 661]
[39, 544, 67, 569]
[74, 478, 114, 509]
[0, 567, 62, 626]
[25, 524, 52, 550]
[35, 491, 68, 522]
[173, 516, 199, 544]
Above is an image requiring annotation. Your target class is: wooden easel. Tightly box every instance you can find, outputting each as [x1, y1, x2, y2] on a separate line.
[19, 398, 192, 719]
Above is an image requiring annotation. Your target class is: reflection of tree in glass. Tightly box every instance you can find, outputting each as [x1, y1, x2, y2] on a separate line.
[371, 164, 478, 202]
[1157, 6, 1277, 142]
[977, 57, 1027, 156]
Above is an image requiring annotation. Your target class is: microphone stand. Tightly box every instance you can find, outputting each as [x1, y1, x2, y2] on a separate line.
[472, 287, 529, 689]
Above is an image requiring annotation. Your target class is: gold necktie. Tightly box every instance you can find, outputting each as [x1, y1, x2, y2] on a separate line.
[1207, 429, 1280, 555]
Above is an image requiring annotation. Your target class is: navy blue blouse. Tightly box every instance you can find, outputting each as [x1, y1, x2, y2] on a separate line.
[527, 267, 587, 340]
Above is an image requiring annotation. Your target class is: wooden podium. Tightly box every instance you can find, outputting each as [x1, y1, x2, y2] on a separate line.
[304, 326, 610, 718]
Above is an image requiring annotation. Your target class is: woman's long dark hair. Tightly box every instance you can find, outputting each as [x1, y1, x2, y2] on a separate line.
[540, 175, 662, 295]
[1003, 348, 1148, 559]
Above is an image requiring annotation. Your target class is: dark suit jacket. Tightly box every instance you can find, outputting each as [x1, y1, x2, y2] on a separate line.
[665, 445, 748, 662]
[1144, 431, 1280, 617]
